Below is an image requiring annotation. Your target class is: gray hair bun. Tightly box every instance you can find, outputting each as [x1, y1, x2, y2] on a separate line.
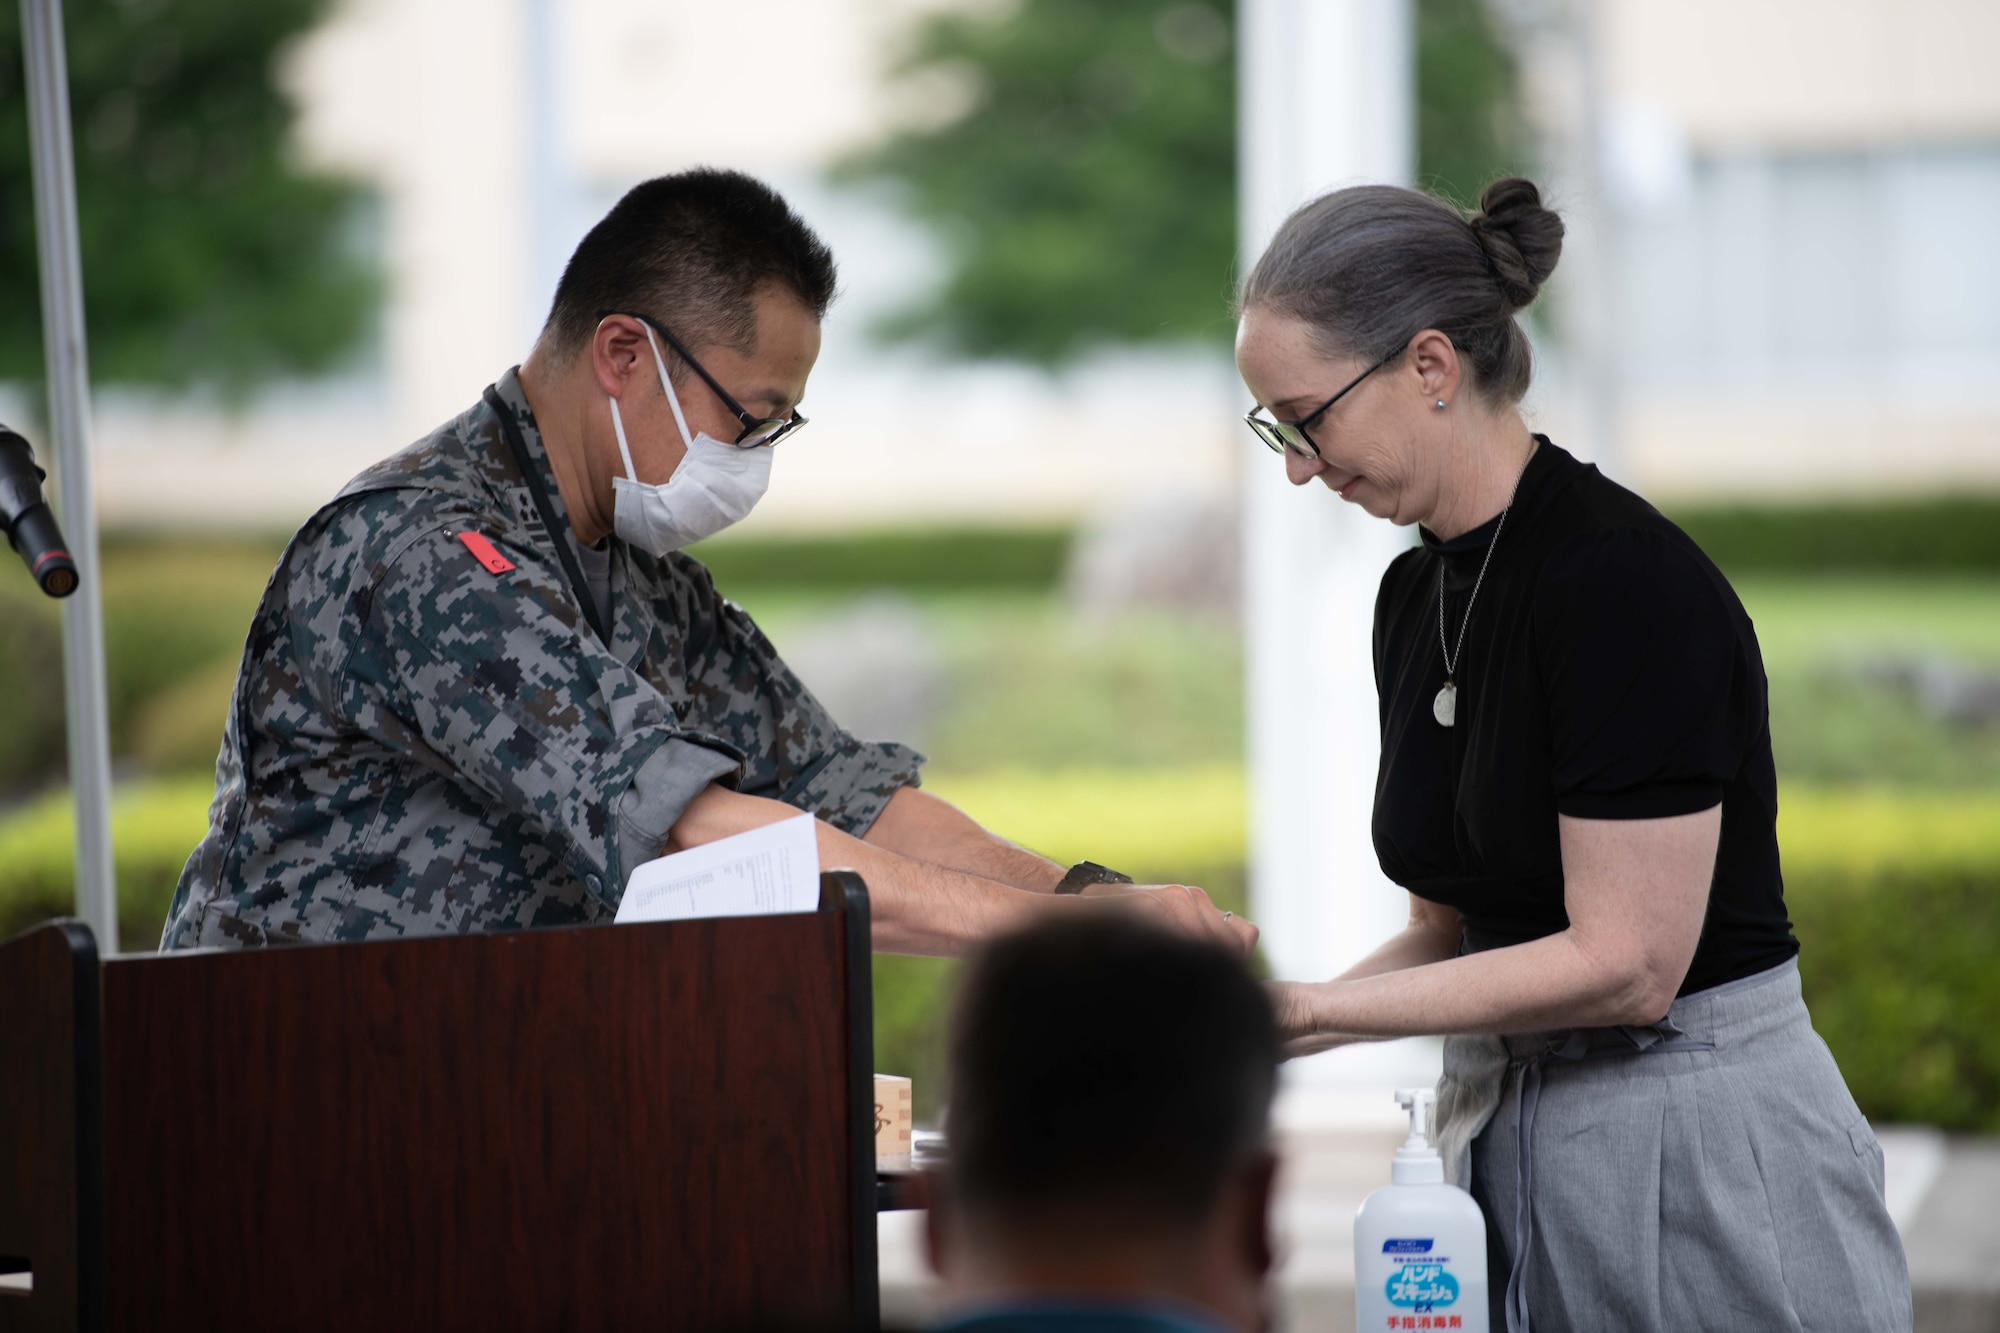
[1468, 177, 1565, 310]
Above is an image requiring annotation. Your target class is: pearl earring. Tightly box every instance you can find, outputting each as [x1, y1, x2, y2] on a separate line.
[1434, 399, 1447, 410]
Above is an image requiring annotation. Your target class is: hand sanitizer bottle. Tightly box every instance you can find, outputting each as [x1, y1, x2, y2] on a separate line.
[1354, 1088, 1489, 1332]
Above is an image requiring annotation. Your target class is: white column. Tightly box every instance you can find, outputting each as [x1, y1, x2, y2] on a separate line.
[1239, 0, 1436, 1099]
[522, 0, 578, 347]
[385, 0, 531, 436]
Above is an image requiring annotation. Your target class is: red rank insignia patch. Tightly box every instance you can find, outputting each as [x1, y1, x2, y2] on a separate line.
[456, 531, 515, 574]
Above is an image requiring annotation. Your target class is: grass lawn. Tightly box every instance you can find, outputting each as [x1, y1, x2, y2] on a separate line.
[1735, 576, 2000, 669]
[733, 589, 1244, 774]
[1734, 577, 2000, 789]
[735, 576, 2000, 790]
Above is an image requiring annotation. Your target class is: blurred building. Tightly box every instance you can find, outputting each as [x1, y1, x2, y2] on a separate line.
[80, 0, 1241, 535]
[71, 0, 2000, 531]
[1534, 0, 2000, 497]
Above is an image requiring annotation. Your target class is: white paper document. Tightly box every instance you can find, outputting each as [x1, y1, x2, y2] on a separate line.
[614, 813, 821, 924]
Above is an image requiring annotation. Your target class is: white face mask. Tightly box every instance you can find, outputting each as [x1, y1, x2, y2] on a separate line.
[609, 325, 772, 555]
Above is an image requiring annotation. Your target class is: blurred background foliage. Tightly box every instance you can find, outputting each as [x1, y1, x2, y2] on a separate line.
[834, 0, 1521, 363]
[1414, 0, 1528, 207]
[0, 0, 376, 394]
[0, 0, 1993, 1135]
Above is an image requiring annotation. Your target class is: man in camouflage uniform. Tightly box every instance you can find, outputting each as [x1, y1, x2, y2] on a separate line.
[163, 170, 1254, 957]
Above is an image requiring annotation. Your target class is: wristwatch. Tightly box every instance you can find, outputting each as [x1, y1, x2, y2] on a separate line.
[1054, 860, 1135, 895]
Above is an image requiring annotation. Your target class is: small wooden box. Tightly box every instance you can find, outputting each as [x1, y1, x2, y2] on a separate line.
[874, 1074, 912, 1157]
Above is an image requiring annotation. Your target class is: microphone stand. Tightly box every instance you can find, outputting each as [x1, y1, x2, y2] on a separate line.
[19, 0, 118, 951]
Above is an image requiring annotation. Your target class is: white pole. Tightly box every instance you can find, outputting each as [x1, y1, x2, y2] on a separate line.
[20, 0, 118, 952]
[1572, 0, 1623, 477]
[1239, 0, 1432, 1096]
[523, 0, 561, 343]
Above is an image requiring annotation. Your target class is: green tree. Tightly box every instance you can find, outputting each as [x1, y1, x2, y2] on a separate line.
[837, 0, 1523, 366]
[1417, 0, 1527, 208]
[0, 0, 376, 394]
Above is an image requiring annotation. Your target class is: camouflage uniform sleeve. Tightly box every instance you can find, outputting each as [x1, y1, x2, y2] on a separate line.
[300, 498, 742, 905]
[677, 559, 927, 838]
[615, 741, 735, 874]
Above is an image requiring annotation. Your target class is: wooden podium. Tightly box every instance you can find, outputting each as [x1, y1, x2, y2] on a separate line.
[0, 872, 880, 1331]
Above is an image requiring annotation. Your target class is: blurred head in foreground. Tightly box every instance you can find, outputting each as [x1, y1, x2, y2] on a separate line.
[926, 915, 1281, 1333]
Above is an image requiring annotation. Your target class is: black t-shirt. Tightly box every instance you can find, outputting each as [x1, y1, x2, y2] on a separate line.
[1371, 439, 1797, 995]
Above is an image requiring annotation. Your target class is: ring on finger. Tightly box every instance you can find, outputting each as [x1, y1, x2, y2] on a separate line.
[1222, 911, 1234, 922]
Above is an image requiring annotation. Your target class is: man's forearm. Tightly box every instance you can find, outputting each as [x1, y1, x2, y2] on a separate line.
[863, 786, 1066, 894]
[663, 782, 1065, 955]
[663, 783, 1256, 958]
[820, 818, 1066, 955]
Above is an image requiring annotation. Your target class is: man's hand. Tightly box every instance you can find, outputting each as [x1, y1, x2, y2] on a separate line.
[1081, 880, 1259, 958]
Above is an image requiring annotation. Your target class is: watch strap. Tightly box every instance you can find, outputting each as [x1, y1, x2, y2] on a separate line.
[1054, 860, 1135, 895]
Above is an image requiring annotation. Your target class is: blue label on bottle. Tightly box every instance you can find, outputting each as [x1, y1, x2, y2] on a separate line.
[1382, 1238, 1434, 1254]
[1387, 1263, 1460, 1310]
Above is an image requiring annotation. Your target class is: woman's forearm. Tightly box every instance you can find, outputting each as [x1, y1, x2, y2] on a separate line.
[1330, 915, 1461, 983]
[1279, 813, 1719, 1042]
[1292, 927, 1669, 1039]
[1267, 907, 1461, 1057]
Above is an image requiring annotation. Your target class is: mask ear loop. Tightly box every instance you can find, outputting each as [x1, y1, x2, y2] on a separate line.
[608, 396, 639, 482]
[642, 325, 697, 448]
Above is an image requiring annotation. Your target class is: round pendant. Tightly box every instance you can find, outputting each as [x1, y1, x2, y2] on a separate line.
[1433, 682, 1457, 728]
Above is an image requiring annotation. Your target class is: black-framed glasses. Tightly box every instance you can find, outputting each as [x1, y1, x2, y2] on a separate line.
[1243, 347, 1400, 461]
[597, 310, 808, 448]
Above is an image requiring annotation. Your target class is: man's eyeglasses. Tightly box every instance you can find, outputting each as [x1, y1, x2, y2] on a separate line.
[1243, 347, 1400, 461]
[598, 310, 808, 448]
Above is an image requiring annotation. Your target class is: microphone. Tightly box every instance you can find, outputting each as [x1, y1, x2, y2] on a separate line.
[0, 424, 80, 598]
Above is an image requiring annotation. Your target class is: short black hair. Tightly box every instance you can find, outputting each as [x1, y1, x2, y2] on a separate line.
[944, 914, 1279, 1231]
[541, 168, 836, 364]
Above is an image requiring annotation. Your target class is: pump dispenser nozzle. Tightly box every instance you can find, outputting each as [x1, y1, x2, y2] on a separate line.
[1391, 1087, 1444, 1184]
[1357, 1088, 1488, 1329]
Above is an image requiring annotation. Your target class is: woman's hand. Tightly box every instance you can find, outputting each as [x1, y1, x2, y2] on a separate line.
[1260, 895, 1461, 1052]
[1267, 980, 1371, 1059]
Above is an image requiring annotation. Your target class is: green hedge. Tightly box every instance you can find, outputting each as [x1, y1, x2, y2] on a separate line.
[1669, 496, 2000, 575]
[0, 779, 209, 950]
[685, 498, 2000, 584]
[690, 525, 1071, 593]
[4, 769, 1995, 1132]
[0, 578, 68, 791]
[695, 500, 2000, 587]
[1793, 866, 2000, 1133]
[94, 540, 278, 749]
[0, 538, 277, 793]
[878, 859, 2000, 1133]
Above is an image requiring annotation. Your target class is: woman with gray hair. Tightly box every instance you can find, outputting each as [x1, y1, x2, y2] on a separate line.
[1235, 178, 1909, 1332]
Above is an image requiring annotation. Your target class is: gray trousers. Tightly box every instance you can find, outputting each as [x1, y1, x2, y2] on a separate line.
[1434, 959, 1912, 1332]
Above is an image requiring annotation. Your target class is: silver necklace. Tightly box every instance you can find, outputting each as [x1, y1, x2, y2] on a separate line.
[1433, 450, 1532, 728]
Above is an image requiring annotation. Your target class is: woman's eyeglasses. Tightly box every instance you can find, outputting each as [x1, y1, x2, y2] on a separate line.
[1243, 348, 1399, 461]
[597, 310, 808, 448]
